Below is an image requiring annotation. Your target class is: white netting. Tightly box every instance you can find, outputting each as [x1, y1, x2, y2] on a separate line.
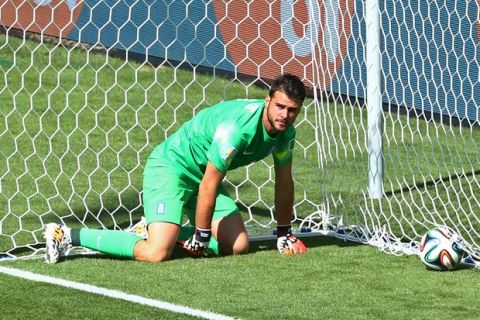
[1, 1, 479, 264]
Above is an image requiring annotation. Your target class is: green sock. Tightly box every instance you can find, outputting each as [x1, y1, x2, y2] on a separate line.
[178, 226, 220, 255]
[72, 228, 142, 259]
[71, 226, 220, 258]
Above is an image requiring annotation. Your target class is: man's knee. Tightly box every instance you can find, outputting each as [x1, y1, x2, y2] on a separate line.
[133, 239, 173, 263]
[220, 233, 249, 255]
[232, 237, 249, 255]
[214, 213, 249, 256]
[133, 221, 180, 262]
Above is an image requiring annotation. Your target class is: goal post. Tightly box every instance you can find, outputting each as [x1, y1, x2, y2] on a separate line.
[1, 0, 480, 264]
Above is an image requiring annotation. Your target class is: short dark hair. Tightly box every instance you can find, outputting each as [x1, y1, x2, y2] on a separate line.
[269, 74, 306, 105]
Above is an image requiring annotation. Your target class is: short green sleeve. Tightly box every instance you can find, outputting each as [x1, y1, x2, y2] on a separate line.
[206, 122, 243, 174]
[273, 134, 295, 166]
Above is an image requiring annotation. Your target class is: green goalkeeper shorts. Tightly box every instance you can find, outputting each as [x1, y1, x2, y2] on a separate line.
[142, 165, 238, 226]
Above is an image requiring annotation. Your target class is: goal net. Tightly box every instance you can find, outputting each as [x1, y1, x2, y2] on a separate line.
[1, 0, 479, 263]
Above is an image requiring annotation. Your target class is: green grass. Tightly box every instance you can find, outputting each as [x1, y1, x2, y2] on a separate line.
[1, 32, 480, 253]
[1, 31, 480, 320]
[2, 237, 480, 320]
[1, 272, 197, 319]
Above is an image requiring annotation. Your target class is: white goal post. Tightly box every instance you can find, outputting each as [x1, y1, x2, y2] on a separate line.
[1, 0, 479, 263]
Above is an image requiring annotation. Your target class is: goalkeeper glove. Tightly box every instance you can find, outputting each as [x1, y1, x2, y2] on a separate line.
[180, 227, 211, 258]
[276, 225, 307, 255]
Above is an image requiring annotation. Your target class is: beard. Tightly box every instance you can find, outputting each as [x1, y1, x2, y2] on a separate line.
[268, 112, 288, 132]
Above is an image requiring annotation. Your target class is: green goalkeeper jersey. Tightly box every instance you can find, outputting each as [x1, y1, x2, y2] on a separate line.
[147, 99, 295, 183]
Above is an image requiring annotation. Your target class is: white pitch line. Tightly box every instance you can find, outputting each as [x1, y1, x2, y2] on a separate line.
[0, 266, 236, 320]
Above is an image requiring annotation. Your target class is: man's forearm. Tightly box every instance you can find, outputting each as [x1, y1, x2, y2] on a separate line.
[195, 161, 225, 229]
[195, 183, 217, 229]
[275, 178, 294, 225]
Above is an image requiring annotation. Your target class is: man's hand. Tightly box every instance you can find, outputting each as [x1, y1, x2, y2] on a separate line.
[276, 225, 307, 255]
[180, 227, 211, 257]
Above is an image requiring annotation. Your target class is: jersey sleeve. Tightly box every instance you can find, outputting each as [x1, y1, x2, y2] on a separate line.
[272, 130, 296, 166]
[206, 122, 244, 174]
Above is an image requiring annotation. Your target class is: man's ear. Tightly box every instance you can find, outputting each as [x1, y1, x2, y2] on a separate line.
[265, 95, 271, 106]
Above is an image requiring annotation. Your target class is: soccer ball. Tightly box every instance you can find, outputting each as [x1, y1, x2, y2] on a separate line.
[419, 227, 464, 271]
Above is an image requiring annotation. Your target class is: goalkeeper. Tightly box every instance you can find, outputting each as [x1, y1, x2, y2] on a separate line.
[44, 73, 307, 263]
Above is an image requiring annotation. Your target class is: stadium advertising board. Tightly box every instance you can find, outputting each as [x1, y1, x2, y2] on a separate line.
[0, 0, 84, 38]
[0, 0, 478, 123]
[212, 1, 353, 88]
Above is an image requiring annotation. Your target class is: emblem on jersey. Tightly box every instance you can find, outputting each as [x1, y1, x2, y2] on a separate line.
[220, 144, 237, 162]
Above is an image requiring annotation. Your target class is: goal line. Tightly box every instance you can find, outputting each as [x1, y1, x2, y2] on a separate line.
[0, 266, 236, 320]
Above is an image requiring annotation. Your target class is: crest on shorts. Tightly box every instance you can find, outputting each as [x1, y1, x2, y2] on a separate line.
[157, 202, 166, 215]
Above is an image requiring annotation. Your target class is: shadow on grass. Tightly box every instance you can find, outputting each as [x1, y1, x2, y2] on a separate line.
[58, 235, 363, 264]
[53, 245, 197, 263]
[248, 234, 363, 255]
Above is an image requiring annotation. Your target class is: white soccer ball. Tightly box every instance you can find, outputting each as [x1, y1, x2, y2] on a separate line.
[419, 227, 464, 271]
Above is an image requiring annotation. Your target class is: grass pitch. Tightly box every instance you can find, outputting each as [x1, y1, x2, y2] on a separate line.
[2, 236, 480, 319]
[1, 33, 480, 319]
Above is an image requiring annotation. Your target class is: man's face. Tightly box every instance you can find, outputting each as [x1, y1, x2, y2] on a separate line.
[263, 90, 302, 135]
